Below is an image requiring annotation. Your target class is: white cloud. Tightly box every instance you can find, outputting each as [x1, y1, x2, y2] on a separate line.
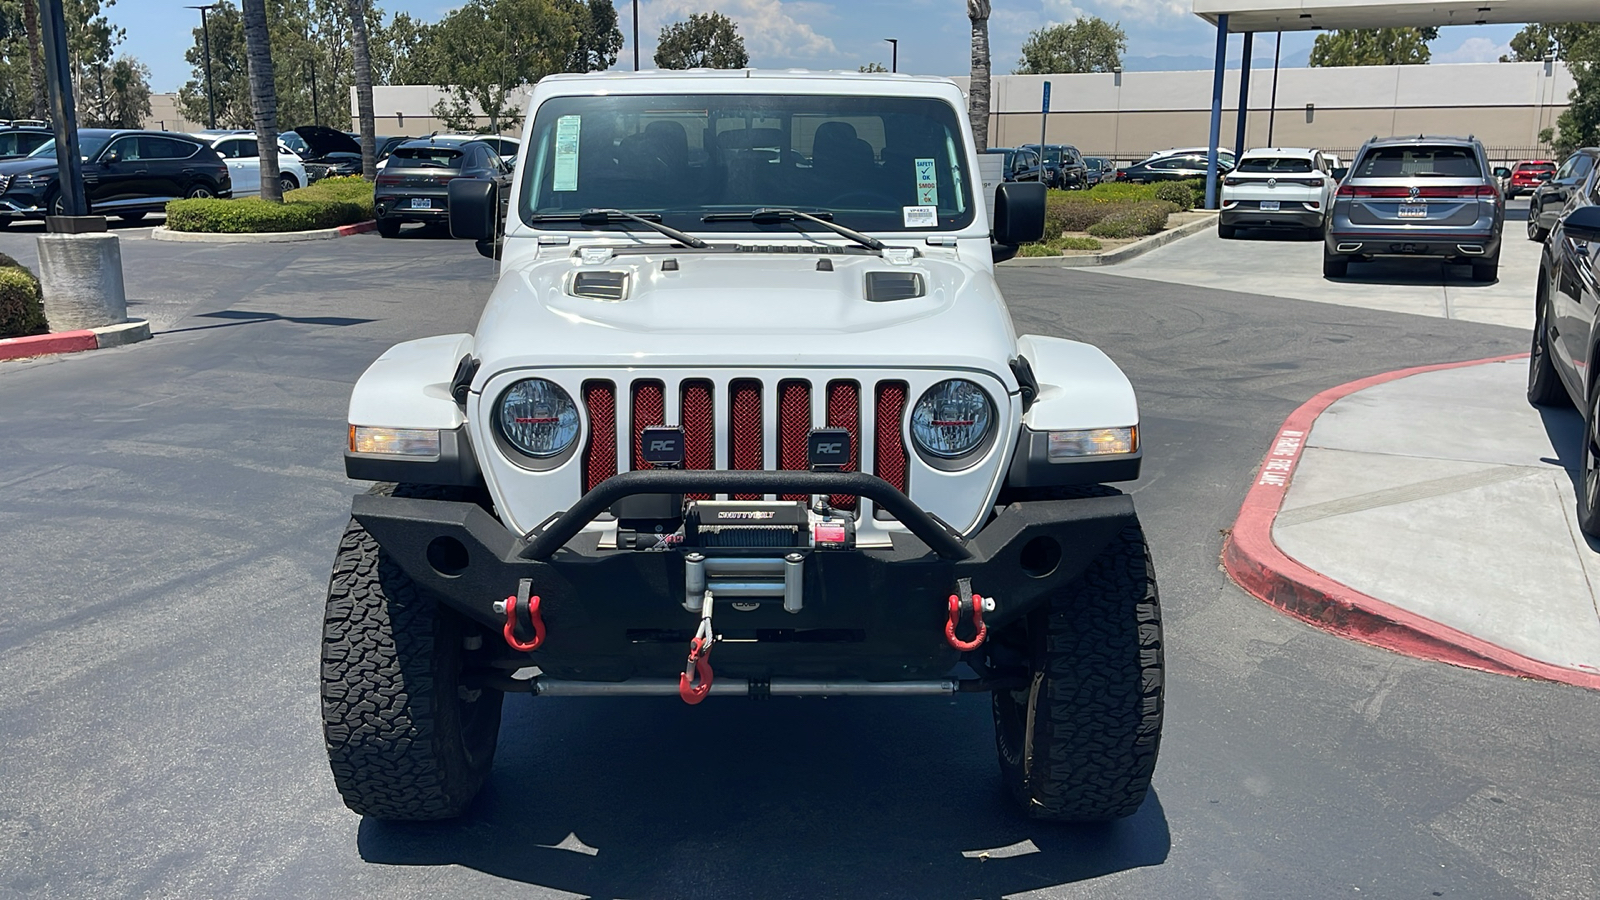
[625, 0, 838, 65]
[1433, 36, 1510, 64]
[1041, 0, 1085, 22]
[1083, 0, 1189, 23]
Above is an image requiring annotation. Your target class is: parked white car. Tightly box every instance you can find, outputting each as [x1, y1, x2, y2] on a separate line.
[1219, 147, 1337, 238]
[323, 70, 1163, 826]
[193, 132, 310, 196]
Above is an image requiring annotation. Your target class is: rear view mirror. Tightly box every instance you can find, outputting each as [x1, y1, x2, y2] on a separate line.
[993, 181, 1046, 248]
[1564, 205, 1600, 243]
[449, 178, 500, 242]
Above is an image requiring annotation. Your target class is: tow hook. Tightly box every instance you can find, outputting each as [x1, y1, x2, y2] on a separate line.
[945, 576, 993, 651]
[494, 577, 546, 652]
[680, 591, 717, 704]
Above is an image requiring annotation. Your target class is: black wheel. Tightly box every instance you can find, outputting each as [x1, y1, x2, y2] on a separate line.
[279, 173, 299, 194]
[183, 183, 215, 200]
[1529, 277, 1571, 407]
[1322, 249, 1348, 278]
[117, 211, 146, 224]
[1471, 254, 1499, 283]
[321, 484, 503, 820]
[377, 217, 402, 238]
[990, 516, 1163, 822]
[1528, 203, 1550, 242]
[46, 189, 75, 217]
[1581, 390, 1600, 539]
[1217, 222, 1236, 239]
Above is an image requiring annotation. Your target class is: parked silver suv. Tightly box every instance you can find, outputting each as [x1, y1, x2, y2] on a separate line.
[1324, 135, 1504, 281]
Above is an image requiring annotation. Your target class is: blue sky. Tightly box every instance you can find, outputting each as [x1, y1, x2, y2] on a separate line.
[121, 0, 1526, 93]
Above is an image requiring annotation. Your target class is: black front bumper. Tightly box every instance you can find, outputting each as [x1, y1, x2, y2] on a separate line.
[352, 476, 1136, 683]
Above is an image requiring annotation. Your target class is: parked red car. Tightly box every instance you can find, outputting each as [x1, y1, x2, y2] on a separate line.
[1505, 160, 1556, 198]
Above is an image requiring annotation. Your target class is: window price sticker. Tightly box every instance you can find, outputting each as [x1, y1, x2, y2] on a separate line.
[915, 158, 938, 205]
[902, 205, 937, 228]
[553, 115, 581, 191]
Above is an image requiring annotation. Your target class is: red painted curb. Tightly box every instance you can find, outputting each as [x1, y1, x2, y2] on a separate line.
[1223, 353, 1600, 691]
[0, 329, 98, 362]
[337, 220, 377, 236]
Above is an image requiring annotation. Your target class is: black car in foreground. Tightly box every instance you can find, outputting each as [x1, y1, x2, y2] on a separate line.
[373, 137, 511, 237]
[1528, 149, 1600, 534]
[0, 129, 230, 225]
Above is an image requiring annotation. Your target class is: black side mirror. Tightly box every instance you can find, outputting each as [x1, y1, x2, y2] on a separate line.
[1539, 171, 1555, 182]
[993, 180, 1046, 248]
[1493, 166, 1512, 178]
[449, 178, 500, 241]
[1331, 167, 1348, 181]
[101, 149, 120, 165]
[1564, 205, 1600, 242]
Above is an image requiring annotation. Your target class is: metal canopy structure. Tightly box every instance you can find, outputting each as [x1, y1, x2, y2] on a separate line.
[1190, 0, 1600, 208]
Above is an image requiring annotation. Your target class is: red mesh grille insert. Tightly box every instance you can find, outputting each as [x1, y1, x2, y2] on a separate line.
[874, 381, 909, 498]
[729, 379, 763, 500]
[681, 380, 714, 500]
[581, 381, 616, 494]
[630, 380, 664, 471]
[825, 380, 860, 510]
[777, 380, 812, 501]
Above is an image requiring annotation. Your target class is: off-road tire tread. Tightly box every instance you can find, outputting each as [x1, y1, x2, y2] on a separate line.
[993, 521, 1163, 822]
[321, 482, 502, 820]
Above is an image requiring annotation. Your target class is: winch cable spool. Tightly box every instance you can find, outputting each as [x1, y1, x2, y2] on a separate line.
[945, 576, 991, 651]
[680, 590, 717, 704]
[497, 577, 546, 652]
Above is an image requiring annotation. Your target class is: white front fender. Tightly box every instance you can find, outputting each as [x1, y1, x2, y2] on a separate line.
[1016, 334, 1138, 430]
[348, 333, 474, 429]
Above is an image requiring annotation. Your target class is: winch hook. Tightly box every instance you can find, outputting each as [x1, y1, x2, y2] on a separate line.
[680, 592, 716, 704]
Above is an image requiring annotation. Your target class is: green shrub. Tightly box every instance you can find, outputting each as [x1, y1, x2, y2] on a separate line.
[0, 265, 47, 339]
[1086, 201, 1178, 239]
[1057, 236, 1103, 250]
[0, 252, 40, 291]
[1018, 242, 1061, 257]
[286, 175, 376, 216]
[1153, 181, 1196, 210]
[164, 196, 370, 233]
[1017, 235, 1104, 256]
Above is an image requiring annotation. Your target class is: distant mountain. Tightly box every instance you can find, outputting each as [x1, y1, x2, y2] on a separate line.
[1121, 49, 1313, 72]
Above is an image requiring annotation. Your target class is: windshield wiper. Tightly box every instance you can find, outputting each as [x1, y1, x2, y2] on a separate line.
[702, 207, 885, 252]
[528, 208, 708, 248]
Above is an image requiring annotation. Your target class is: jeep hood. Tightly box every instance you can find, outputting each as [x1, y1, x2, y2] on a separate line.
[470, 251, 1019, 376]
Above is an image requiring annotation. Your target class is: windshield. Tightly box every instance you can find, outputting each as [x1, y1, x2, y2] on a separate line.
[30, 134, 112, 159]
[1238, 157, 1314, 173]
[1356, 145, 1480, 178]
[520, 93, 975, 233]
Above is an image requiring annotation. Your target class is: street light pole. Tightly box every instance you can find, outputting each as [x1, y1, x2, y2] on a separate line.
[309, 55, 319, 126]
[187, 4, 219, 129]
[885, 38, 898, 73]
[39, 0, 86, 219]
[633, 0, 640, 71]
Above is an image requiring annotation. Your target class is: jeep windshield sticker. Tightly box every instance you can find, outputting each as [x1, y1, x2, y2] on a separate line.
[915, 158, 939, 205]
[553, 115, 581, 191]
[903, 205, 937, 228]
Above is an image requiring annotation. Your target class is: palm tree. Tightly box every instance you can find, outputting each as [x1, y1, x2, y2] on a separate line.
[967, 0, 991, 151]
[22, 0, 47, 118]
[242, 0, 283, 201]
[347, 0, 377, 178]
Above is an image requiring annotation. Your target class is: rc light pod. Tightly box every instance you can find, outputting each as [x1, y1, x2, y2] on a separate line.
[495, 378, 580, 459]
[909, 379, 996, 466]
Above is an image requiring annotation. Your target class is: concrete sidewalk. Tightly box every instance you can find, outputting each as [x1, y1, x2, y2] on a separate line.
[1226, 356, 1600, 688]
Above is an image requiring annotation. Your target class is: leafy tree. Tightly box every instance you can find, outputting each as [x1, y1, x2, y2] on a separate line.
[967, 0, 991, 150]
[1015, 17, 1125, 74]
[179, 2, 251, 127]
[379, 12, 435, 84]
[559, 0, 622, 72]
[1501, 23, 1600, 62]
[654, 12, 748, 69]
[104, 56, 151, 128]
[20, 0, 44, 118]
[1544, 30, 1600, 157]
[0, 1, 33, 119]
[859, 62, 888, 73]
[430, 0, 575, 133]
[1309, 27, 1439, 67]
[242, 0, 283, 202]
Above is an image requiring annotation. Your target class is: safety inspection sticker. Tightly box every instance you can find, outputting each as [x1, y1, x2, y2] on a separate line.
[914, 158, 938, 205]
[902, 205, 938, 228]
[553, 115, 581, 191]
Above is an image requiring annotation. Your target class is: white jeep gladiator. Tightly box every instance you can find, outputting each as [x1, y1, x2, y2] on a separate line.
[322, 70, 1162, 823]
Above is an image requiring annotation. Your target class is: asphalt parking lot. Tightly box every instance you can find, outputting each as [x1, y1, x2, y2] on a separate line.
[3, 223, 1597, 898]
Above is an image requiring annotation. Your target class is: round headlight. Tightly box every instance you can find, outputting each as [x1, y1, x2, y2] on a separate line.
[496, 379, 579, 458]
[910, 379, 994, 460]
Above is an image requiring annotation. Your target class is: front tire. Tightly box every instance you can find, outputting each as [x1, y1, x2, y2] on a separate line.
[279, 173, 299, 194]
[991, 520, 1163, 822]
[1528, 204, 1550, 242]
[321, 485, 503, 820]
[1529, 278, 1570, 407]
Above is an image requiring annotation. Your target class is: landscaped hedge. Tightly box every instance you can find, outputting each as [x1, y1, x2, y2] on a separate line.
[0, 258, 46, 339]
[164, 176, 375, 234]
[1087, 201, 1180, 238]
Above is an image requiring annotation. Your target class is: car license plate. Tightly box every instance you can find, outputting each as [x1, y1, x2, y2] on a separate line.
[1259, 200, 1279, 211]
[410, 197, 431, 209]
[1398, 203, 1426, 218]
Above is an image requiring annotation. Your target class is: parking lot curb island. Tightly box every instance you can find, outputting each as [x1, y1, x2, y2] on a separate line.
[1000, 211, 1218, 269]
[150, 220, 377, 243]
[0, 318, 151, 362]
[1222, 353, 1600, 691]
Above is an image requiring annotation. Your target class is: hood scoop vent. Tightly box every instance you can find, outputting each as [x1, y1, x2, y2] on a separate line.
[863, 271, 925, 303]
[571, 270, 630, 301]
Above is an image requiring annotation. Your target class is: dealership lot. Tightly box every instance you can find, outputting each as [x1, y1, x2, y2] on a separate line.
[6, 227, 1599, 898]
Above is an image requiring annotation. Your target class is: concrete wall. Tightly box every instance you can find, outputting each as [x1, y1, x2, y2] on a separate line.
[145, 93, 204, 133]
[354, 84, 532, 136]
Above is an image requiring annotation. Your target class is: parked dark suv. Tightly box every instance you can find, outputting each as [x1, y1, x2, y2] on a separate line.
[0, 129, 231, 225]
[1324, 135, 1503, 281]
[0, 127, 52, 161]
[1527, 149, 1599, 243]
[373, 137, 511, 237]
